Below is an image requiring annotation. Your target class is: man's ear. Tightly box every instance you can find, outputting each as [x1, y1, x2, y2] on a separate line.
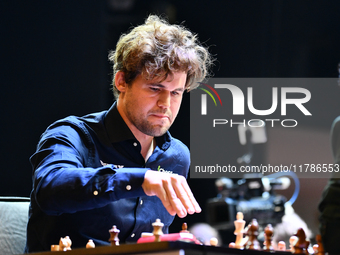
[115, 71, 127, 93]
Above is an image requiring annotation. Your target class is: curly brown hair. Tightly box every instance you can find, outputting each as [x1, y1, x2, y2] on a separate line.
[108, 15, 213, 99]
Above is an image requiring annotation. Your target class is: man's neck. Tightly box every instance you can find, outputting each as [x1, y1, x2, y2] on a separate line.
[116, 100, 155, 160]
[143, 137, 156, 162]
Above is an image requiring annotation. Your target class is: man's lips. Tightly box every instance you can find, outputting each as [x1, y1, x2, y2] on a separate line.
[149, 112, 171, 120]
[150, 114, 169, 119]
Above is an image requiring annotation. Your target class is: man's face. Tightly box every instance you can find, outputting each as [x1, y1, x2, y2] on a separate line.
[118, 71, 187, 137]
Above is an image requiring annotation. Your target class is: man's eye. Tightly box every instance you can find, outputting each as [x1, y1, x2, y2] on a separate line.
[172, 91, 183, 96]
[150, 87, 160, 92]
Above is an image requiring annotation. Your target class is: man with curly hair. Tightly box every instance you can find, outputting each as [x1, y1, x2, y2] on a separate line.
[25, 15, 212, 252]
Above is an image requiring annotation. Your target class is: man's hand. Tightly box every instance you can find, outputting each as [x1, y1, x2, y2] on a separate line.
[142, 170, 201, 218]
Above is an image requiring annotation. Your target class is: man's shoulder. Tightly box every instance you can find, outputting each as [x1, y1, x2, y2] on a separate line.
[39, 110, 108, 145]
[170, 137, 189, 152]
[167, 136, 190, 160]
[47, 110, 107, 132]
[166, 136, 190, 176]
[58, 110, 107, 126]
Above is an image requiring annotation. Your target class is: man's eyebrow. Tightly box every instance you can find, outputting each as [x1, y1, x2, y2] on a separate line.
[149, 83, 185, 91]
[148, 83, 165, 87]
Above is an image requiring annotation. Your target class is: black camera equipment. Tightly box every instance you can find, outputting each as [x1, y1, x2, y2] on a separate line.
[206, 174, 287, 230]
[206, 124, 287, 231]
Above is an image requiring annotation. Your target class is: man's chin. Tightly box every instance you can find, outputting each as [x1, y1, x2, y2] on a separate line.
[151, 128, 169, 137]
[145, 125, 170, 137]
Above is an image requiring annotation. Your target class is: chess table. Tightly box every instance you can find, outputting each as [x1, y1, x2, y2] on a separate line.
[26, 241, 293, 255]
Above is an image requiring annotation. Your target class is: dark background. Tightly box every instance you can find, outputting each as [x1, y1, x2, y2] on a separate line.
[1, 0, 340, 240]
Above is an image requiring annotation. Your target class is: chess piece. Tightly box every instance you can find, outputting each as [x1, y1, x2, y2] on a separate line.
[64, 236, 72, 250]
[109, 225, 120, 246]
[315, 234, 325, 255]
[152, 219, 164, 242]
[277, 241, 286, 251]
[245, 219, 261, 250]
[229, 242, 236, 248]
[59, 236, 72, 251]
[59, 237, 66, 251]
[263, 224, 274, 251]
[86, 239, 95, 249]
[234, 212, 246, 249]
[293, 228, 310, 254]
[50, 245, 59, 251]
[180, 222, 189, 233]
[289, 236, 298, 252]
[210, 237, 218, 246]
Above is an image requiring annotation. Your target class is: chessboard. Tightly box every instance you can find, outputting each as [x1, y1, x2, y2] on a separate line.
[25, 215, 325, 255]
[27, 240, 293, 255]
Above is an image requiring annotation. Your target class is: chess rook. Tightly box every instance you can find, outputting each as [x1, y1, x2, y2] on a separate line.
[50, 245, 59, 252]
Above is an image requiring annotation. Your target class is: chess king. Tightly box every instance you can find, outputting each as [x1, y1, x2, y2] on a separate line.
[25, 15, 212, 252]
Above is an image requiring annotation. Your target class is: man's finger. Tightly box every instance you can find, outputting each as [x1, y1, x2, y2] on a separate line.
[142, 170, 200, 217]
[171, 177, 201, 214]
[163, 178, 187, 218]
[158, 186, 177, 216]
[181, 180, 201, 213]
[172, 180, 195, 214]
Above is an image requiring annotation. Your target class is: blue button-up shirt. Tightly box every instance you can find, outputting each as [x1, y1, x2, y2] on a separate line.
[25, 103, 190, 252]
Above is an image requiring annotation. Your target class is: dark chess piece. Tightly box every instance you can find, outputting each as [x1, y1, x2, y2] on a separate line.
[263, 224, 274, 251]
[293, 228, 309, 254]
[180, 222, 189, 233]
[245, 219, 261, 250]
[314, 234, 325, 255]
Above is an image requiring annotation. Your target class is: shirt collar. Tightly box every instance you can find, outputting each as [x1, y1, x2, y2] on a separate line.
[104, 102, 171, 150]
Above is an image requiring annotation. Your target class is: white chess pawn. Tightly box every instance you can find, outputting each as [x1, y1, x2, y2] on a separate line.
[277, 241, 286, 251]
[210, 237, 218, 246]
[86, 239, 95, 249]
[289, 235, 298, 252]
[229, 242, 236, 248]
[234, 212, 246, 249]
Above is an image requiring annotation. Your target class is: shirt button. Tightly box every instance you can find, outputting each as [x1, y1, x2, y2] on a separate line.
[131, 233, 135, 238]
[133, 142, 137, 147]
[140, 199, 143, 205]
[126, 185, 131, 191]
[93, 190, 98, 196]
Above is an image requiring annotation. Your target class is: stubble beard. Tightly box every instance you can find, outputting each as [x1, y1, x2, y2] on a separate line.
[126, 109, 173, 137]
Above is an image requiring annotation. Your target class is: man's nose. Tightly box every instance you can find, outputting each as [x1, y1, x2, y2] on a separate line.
[157, 91, 171, 108]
